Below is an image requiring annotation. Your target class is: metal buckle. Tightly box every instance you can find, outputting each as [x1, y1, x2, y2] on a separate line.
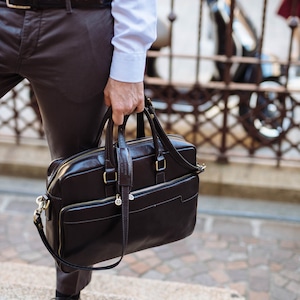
[103, 171, 117, 184]
[6, 0, 31, 9]
[155, 159, 166, 172]
[33, 195, 50, 223]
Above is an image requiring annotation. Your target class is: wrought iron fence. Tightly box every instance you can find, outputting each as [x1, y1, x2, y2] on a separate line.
[0, 81, 44, 143]
[1, 0, 300, 167]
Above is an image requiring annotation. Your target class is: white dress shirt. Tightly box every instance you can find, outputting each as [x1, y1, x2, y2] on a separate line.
[110, 0, 157, 83]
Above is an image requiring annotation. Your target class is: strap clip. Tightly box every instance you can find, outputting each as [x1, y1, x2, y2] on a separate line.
[33, 195, 50, 223]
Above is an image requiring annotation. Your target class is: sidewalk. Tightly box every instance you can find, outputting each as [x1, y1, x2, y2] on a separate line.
[0, 0, 299, 298]
[1, 141, 300, 203]
[0, 175, 300, 300]
[0, 262, 242, 300]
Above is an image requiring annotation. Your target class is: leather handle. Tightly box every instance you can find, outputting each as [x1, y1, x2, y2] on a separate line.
[33, 125, 134, 272]
[146, 101, 204, 173]
[34, 97, 204, 272]
[47, 98, 203, 191]
[102, 100, 166, 183]
[115, 125, 133, 257]
[34, 214, 125, 271]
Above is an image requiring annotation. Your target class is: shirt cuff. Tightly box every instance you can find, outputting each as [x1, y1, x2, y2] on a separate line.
[109, 50, 146, 83]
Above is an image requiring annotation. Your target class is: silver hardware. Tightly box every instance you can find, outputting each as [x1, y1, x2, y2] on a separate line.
[115, 194, 122, 206]
[155, 159, 166, 171]
[103, 171, 117, 184]
[197, 163, 206, 173]
[6, 0, 31, 9]
[115, 193, 134, 206]
[33, 195, 50, 222]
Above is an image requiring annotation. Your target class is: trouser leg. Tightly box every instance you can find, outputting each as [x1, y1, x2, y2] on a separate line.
[20, 8, 114, 159]
[56, 267, 92, 297]
[0, 5, 113, 295]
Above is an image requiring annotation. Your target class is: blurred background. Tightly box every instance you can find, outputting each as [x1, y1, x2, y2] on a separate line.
[0, 1, 299, 299]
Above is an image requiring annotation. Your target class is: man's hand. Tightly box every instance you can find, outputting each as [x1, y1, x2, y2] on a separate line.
[104, 78, 145, 125]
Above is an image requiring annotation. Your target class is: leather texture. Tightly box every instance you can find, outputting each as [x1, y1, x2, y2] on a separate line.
[37, 100, 203, 273]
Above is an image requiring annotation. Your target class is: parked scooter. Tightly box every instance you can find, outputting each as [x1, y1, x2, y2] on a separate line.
[146, 0, 294, 143]
[208, 0, 293, 142]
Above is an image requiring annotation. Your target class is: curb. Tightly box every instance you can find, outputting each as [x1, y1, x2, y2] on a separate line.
[0, 142, 299, 203]
[0, 262, 244, 300]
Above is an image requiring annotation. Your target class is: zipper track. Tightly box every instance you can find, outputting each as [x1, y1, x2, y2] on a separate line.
[60, 173, 195, 214]
[58, 173, 197, 256]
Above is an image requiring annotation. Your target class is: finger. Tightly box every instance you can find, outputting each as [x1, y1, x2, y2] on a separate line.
[104, 97, 111, 107]
[112, 111, 124, 126]
[134, 94, 145, 113]
[103, 86, 111, 107]
[135, 100, 144, 113]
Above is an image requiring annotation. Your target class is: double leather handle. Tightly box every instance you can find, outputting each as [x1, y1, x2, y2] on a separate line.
[33, 123, 135, 272]
[33, 97, 205, 272]
[102, 98, 167, 185]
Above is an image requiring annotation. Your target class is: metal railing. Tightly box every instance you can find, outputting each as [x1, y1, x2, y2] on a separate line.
[1, 0, 300, 167]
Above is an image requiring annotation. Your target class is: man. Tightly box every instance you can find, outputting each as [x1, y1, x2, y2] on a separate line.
[0, 0, 157, 299]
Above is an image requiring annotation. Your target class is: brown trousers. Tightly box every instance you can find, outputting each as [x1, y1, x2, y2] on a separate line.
[0, 3, 113, 295]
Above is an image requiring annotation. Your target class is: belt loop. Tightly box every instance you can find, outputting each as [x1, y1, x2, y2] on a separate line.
[65, 0, 72, 13]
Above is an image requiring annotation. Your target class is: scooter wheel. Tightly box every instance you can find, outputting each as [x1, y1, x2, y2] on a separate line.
[238, 80, 294, 143]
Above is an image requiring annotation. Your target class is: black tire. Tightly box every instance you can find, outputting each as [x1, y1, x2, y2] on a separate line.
[239, 80, 294, 143]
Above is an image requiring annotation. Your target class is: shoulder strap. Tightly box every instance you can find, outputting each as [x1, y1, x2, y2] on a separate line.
[33, 193, 129, 271]
[33, 125, 133, 271]
[145, 98, 205, 174]
[33, 97, 204, 271]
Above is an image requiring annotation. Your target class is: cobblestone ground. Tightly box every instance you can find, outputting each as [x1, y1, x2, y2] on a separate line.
[0, 186, 300, 300]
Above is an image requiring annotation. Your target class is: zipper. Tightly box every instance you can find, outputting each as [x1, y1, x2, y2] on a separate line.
[58, 173, 196, 256]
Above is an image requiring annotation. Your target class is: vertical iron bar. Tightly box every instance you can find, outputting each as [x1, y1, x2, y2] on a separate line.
[255, 0, 268, 85]
[192, 0, 204, 147]
[167, 0, 176, 83]
[195, 0, 204, 83]
[12, 91, 20, 144]
[284, 0, 299, 87]
[277, 0, 299, 167]
[217, 0, 235, 163]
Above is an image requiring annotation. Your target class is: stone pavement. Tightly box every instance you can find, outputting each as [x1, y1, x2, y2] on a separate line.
[0, 175, 299, 300]
[0, 263, 242, 300]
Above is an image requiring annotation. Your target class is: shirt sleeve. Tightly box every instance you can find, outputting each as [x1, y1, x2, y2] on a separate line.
[110, 0, 157, 83]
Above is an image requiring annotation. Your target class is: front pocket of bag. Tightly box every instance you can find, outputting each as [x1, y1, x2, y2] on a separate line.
[58, 173, 199, 266]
